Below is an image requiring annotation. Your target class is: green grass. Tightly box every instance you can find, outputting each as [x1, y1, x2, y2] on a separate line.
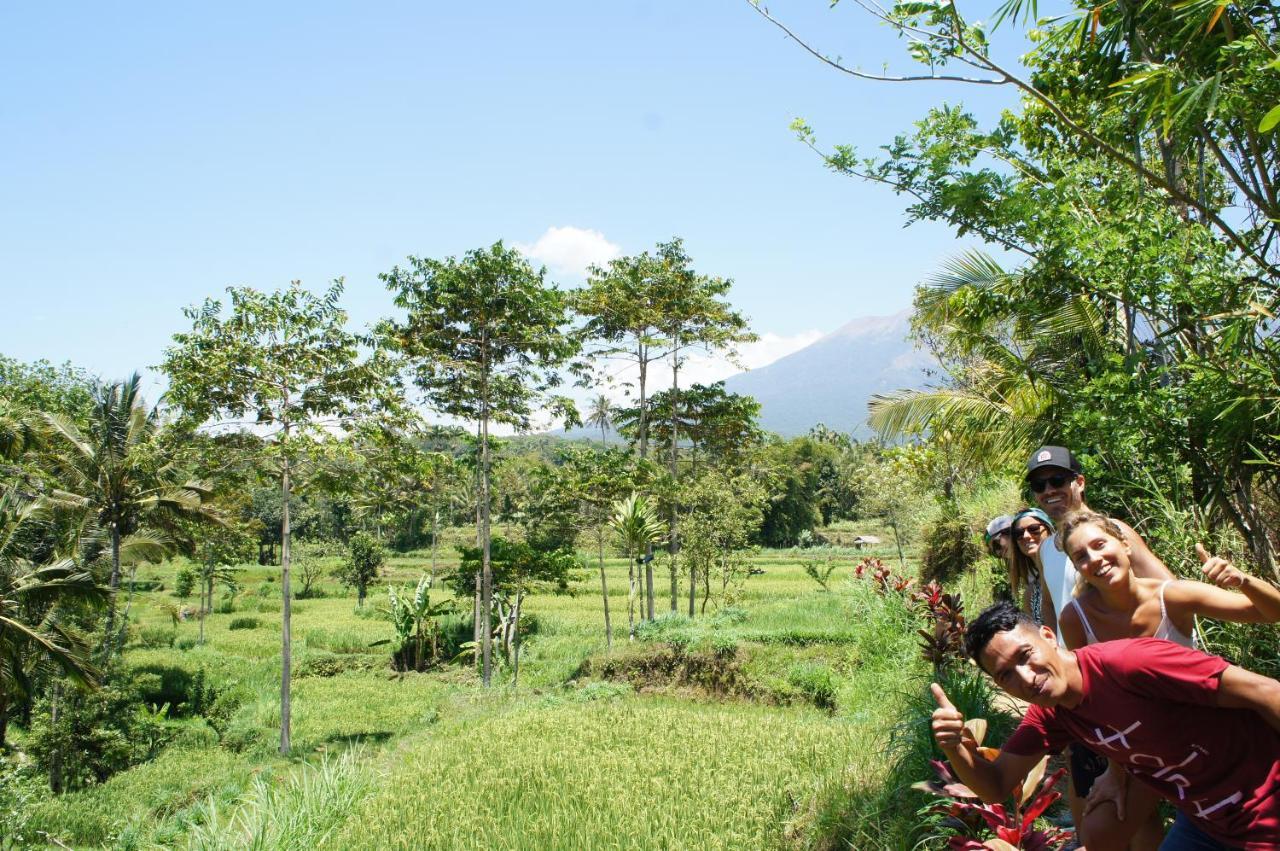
[7, 526, 987, 850]
[323, 697, 887, 851]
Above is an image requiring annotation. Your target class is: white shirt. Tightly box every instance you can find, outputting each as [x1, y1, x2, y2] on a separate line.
[1039, 534, 1081, 645]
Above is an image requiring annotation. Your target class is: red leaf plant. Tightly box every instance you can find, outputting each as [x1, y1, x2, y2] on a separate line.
[913, 720, 1072, 851]
[912, 581, 967, 670]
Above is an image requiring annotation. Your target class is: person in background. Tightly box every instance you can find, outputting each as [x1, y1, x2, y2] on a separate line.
[986, 513, 1016, 598]
[1009, 508, 1052, 625]
[1057, 510, 1280, 850]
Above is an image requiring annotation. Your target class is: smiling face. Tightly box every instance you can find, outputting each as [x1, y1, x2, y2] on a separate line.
[1014, 517, 1049, 558]
[978, 623, 1074, 707]
[1028, 467, 1085, 521]
[1064, 520, 1132, 591]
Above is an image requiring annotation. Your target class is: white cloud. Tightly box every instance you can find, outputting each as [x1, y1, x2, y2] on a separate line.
[516, 226, 621, 278]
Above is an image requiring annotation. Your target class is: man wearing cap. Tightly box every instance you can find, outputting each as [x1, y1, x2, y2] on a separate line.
[1025, 445, 1173, 640]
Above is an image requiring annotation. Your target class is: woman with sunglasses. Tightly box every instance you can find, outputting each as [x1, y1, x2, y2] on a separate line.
[1058, 510, 1280, 850]
[1007, 509, 1050, 624]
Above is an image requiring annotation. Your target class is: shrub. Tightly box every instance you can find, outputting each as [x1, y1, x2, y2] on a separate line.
[214, 593, 237, 614]
[175, 636, 197, 651]
[295, 653, 380, 678]
[786, 662, 838, 711]
[174, 566, 196, 598]
[919, 503, 980, 584]
[138, 626, 176, 649]
[228, 616, 260, 631]
[335, 531, 385, 606]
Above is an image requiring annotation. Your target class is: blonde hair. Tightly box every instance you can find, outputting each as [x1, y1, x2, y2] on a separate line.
[1056, 510, 1124, 555]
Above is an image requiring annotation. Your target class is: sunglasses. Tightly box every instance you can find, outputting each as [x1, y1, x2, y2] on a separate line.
[1028, 473, 1074, 493]
[1016, 523, 1047, 538]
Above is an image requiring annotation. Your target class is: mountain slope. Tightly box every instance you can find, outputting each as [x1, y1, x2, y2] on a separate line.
[723, 309, 934, 437]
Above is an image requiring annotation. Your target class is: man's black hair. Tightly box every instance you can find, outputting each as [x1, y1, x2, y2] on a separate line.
[965, 600, 1037, 670]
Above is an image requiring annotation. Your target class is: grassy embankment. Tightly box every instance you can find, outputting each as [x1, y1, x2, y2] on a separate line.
[8, 525, 1002, 850]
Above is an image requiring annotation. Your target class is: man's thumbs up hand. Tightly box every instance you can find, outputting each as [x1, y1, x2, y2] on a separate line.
[930, 683, 969, 752]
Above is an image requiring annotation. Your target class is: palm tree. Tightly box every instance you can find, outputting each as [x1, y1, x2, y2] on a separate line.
[41, 373, 214, 646]
[0, 488, 105, 746]
[609, 493, 665, 640]
[867, 250, 1098, 470]
[586, 395, 614, 448]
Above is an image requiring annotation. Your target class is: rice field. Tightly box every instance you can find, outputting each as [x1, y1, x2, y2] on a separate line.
[7, 531, 997, 850]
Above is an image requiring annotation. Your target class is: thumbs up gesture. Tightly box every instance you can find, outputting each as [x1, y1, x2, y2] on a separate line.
[1197, 543, 1246, 589]
[931, 683, 972, 753]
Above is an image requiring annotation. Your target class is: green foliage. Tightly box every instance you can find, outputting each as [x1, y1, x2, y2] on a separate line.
[919, 502, 981, 584]
[802, 554, 839, 592]
[228, 617, 260, 631]
[27, 680, 178, 791]
[137, 625, 176, 649]
[784, 662, 837, 712]
[334, 531, 383, 606]
[174, 565, 196, 598]
[381, 576, 455, 672]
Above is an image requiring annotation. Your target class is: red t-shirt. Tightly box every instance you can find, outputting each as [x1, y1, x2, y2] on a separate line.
[1004, 638, 1280, 849]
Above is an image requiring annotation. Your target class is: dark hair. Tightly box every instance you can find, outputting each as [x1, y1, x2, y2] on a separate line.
[965, 600, 1036, 669]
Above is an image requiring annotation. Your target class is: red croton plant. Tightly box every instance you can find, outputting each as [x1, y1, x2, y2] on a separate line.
[913, 718, 1073, 851]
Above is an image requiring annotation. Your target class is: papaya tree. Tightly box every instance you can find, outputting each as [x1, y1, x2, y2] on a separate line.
[380, 242, 580, 686]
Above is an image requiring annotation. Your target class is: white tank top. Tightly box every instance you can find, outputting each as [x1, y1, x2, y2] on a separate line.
[1066, 580, 1198, 648]
[1038, 536, 1081, 645]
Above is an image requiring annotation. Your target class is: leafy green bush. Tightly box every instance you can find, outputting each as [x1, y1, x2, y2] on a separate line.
[786, 662, 838, 711]
[919, 502, 980, 584]
[26, 683, 175, 791]
[174, 566, 196, 598]
[138, 625, 175, 649]
[214, 593, 237, 614]
[228, 616, 260, 631]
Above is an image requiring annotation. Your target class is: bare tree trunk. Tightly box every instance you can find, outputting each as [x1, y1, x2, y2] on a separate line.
[280, 451, 293, 755]
[480, 395, 494, 686]
[598, 528, 612, 648]
[49, 683, 62, 793]
[512, 591, 524, 687]
[701, 560, 711, 614]
[627, 554, 637, 640]
[645, 556, 655, 621]
[669, 341, 680, 614]
[688, 560, 696, 617]
[637, 342, 655, 621]
[430, 507, 440, 582]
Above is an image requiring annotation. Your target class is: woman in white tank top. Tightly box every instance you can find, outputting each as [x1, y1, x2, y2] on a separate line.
[1057, 510, 1280, 851]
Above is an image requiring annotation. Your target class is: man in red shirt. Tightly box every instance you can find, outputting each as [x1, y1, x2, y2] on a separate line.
[932, 601, 1280, 850]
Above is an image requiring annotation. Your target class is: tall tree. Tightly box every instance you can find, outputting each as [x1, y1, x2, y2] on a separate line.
[650, 239, 754, 615]
[380, 242, 580, 686]
[160, 279, 392, 754]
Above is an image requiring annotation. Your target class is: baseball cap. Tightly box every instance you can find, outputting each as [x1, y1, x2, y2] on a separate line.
[984, 515, 1014, 541]
[1025, 445, 1082, 480]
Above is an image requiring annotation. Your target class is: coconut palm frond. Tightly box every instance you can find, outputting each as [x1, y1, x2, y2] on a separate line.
[117, 530, 172, 564]
[1034, 294, 1109, 353]
[868, 387, 1041, 465]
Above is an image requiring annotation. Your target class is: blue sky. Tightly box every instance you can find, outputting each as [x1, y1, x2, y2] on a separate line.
[1, 1, 1029, 401]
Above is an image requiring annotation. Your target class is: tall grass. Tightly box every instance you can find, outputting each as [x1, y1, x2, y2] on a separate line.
[185, 748, 375, 851]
